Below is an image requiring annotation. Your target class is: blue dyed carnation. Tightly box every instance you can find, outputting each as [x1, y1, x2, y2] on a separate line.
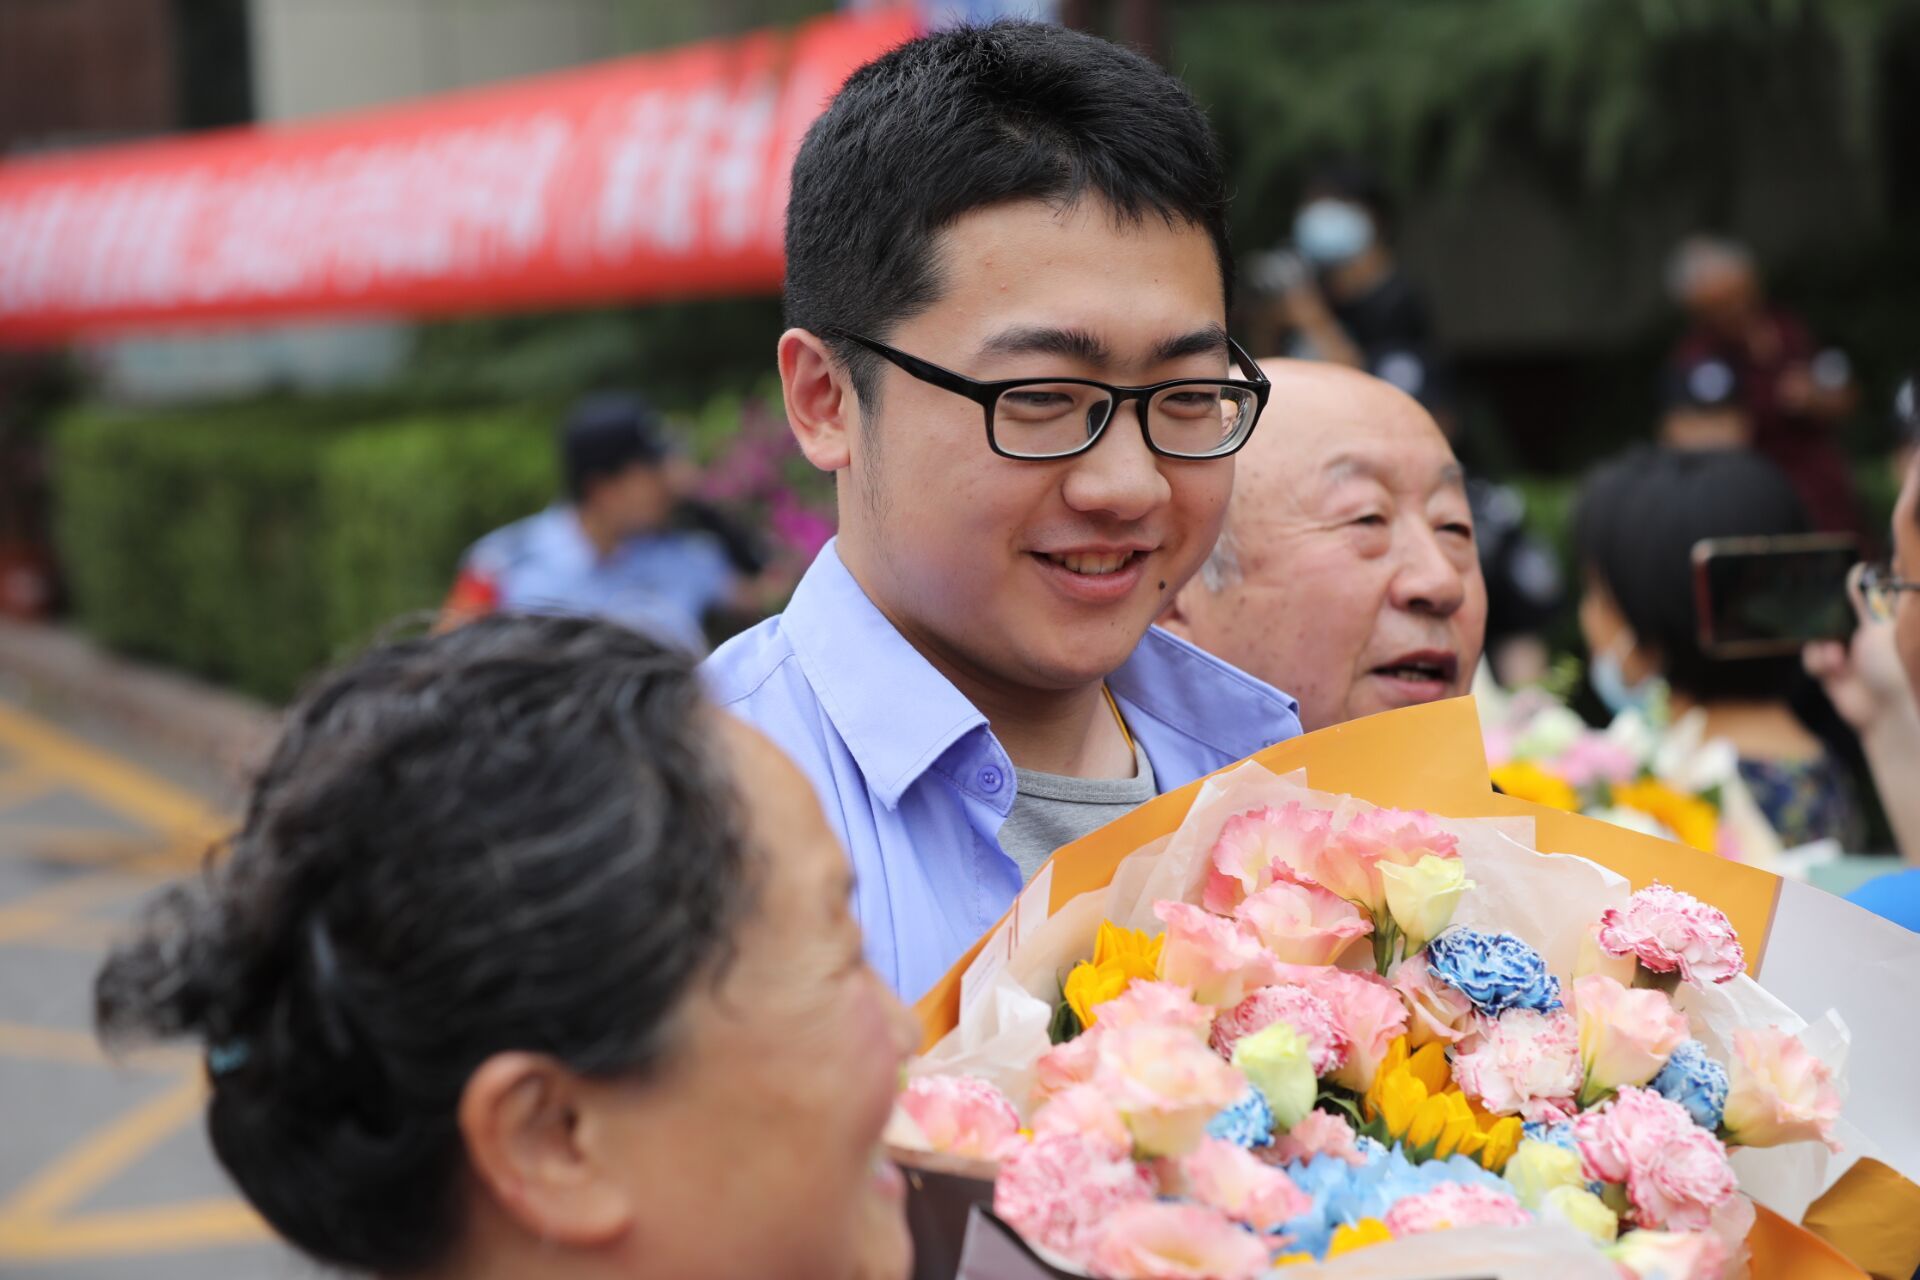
[1207, 1086, 1275, 1149]
[1275, 1143, 1511, 1258]
[1522, 1120, 1579, 1153]
[1649, 1039, 1729, 1131]
[1426, 928, 1562, 1016]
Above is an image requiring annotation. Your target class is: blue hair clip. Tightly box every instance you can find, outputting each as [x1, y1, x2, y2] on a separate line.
[207, 1040, 252, 1077]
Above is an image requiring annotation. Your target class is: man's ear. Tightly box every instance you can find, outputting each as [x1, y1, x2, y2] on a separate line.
[459, 1053, 633, 1249]
[779, 328, 858, 474]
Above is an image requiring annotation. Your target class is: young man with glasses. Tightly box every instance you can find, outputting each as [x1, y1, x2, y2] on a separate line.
[703, 22, 1302, 999]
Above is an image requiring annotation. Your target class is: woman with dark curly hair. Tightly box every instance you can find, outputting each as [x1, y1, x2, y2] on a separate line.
[95, 614, 917, 1280]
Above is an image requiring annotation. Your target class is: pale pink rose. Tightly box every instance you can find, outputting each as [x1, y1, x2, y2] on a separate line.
[1155, 901, 1280, 1008]
[1722, 1026, 1843, 1152]
[896, 1074, 1023, 1159]
[1596, 884, 1747, 986]
[1236, 871, 1372, 966]
[1320, 807, 1461, 914]
[1031, 1083, 1132, 1155]
[1275, 963, 1411, 1091]
[1210, 984, 1349, 1075]
[1094, 1023, 1249, 1158]
[1088, 1201, 1273, 1280]
[1391, 953, 1480, 1048]
[1573, 1087, 1737, 1232]
[1382, 1182, 1532, 1234]
[1180, 1137, 1313, 1231]
[1266, 1108, 1366, 1167]
[1202, 803, 1333, 913]
[995, 1132, 1156, 1263]
[1092, 980, 1216, 1039]
[1034, 1027, 1105, 1101]
[1574, 975, 1689, 1099]
[1451, 1008, 1583, 1120]
[1607, 1230, 1730, 1280]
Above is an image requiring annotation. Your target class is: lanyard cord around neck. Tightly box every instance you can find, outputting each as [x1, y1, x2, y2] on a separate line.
[1102, 684, 1135, 757]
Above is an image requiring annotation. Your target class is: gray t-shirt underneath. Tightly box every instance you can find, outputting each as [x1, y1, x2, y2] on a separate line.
[998, 741, 1158, 885]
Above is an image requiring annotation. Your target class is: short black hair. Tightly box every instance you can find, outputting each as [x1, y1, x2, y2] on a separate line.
[783, 21, 1233, 403]
[1574, 446, 1811, 701]
[95, 615, 750, 1273]
[1303, 159, 1395, 235]
[562, 390, 671, 502]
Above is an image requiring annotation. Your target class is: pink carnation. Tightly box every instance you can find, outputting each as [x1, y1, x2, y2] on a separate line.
[1088, 1201, 1274, 1280]
[996, 1132, 1156, 1263]
[1391, 953, 1480, 1049]
[1210, 984, 1349, 1075]
[1093, 980, 1217, 1039]
[1203, 803, 1333, 913]
[1451, 1008, 1583, 1122]
[1180, 1137, 1313, 1232]
[1573, 1087, 1738, 1232]
[1155, 901, 1280, 1008]
[1273, 962, 1410, 1091]
[1236, 871, 1372, 966]
[1554, 735, 1640, 788]
[1382, 1182, 1532, 1234]
[896, 1074, 1023, 1159]
[1265, 1109, 1366, 1167]
[1596, 884, 1747, 986]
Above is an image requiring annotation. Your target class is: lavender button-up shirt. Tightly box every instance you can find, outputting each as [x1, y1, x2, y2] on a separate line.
[702, 540, 1301, 1000]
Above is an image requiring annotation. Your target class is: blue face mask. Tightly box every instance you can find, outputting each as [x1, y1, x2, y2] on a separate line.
[1293, 199, 1374, 266]
[1591, 643, 1655, 718]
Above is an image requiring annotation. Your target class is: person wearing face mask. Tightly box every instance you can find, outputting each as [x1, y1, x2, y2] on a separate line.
[1575, 446, 1862, 850]
[1160, 360, 1488, 734]
[704, 24, 1302, 1002]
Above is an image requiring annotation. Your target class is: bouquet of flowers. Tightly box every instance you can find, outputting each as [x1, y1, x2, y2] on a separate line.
[892, 760, 1847, 1280]
[1478, 683, 1781, 868]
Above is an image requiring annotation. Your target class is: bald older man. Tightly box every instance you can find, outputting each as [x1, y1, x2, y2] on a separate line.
[1161, 361, 1488, 732]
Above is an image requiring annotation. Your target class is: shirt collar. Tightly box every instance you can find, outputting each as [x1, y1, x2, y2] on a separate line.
[781, 540, 1299, 807]
[1109, 626, 1299, 762]
[781, 541, 992, 809]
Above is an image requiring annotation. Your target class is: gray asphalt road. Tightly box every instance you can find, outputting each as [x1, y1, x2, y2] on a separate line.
[0, 687, 314, 1279]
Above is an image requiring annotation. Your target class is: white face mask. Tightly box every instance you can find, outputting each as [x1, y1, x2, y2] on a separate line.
[1293, 199, 1374, 266]
[1590, 638, 1655, 718]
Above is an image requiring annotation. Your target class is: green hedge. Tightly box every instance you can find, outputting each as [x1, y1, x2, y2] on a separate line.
[52, 403, 552, 702]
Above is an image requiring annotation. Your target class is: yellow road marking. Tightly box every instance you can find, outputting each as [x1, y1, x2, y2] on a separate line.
[0, 1074, 206, 1223]
[0, 1200, 269, 1261]
[0, 873, 143, 945]
[0, 1021, 193, 1073]
[0, 702, 225, 837]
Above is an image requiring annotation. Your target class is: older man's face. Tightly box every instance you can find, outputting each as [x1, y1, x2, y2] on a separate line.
[1162, 362, 1487, 732]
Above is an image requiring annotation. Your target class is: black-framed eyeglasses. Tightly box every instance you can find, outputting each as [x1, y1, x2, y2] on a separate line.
[827, 329, 1271, 461]
[1854, 561, 1920, 622]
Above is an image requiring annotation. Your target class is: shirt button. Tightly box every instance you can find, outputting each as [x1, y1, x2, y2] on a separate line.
[979, 766, 1004, 793]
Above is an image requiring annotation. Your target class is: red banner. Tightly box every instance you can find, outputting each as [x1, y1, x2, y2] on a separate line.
[0, 8, 919, 346]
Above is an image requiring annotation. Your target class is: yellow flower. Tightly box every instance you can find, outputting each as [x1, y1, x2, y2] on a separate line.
[1274, 1218, 1391, 1266]
[1610, 779, 1719, 853]
[1491, 761, 1581, 811]
[1064, 960, 1130, 1028]
[1093, 920, 1163, 980]
[1363, 1036, 1522, 1172]
[1063, 922, 1164, 1028]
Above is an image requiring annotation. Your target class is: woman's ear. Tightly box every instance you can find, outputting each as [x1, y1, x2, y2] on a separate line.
[779, 328, 858, 474]
[458, 1053, 633, 1249]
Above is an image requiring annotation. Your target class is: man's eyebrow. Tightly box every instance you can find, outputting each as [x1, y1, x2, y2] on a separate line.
[1321, 454, 1390, 484]
[1149, 324, 1230, 365]
[977, 325, 1111, 364]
